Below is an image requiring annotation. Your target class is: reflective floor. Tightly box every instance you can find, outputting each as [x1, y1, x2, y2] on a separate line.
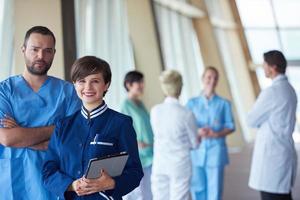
[224, 144, 300, 200]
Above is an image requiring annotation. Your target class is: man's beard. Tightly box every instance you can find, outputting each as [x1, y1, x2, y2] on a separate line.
[27, 60, 52, 75]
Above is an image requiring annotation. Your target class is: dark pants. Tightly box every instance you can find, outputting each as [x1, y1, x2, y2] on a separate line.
[261, 191, 292, 200]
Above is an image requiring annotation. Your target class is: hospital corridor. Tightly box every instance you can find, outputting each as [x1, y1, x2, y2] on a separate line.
[224, 145, 300, 200]
[0, 0, 300, 200]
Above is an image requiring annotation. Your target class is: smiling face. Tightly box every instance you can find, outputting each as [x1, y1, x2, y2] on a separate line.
[22, 33, 56, 76]
[202, 68, 218, 92]
[74, 73, 110, 110]
[126, 80, 144, 99]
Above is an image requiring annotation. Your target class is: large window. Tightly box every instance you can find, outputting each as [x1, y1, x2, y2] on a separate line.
[0, 0, 14, 81]
[75, 0, 134, 110]
[0, 1, 3, 28]
[237, 0, 300, 142]
[204, 0, 254, 142]
[153, 0, 205, 103]
[236, 0, 300, 64]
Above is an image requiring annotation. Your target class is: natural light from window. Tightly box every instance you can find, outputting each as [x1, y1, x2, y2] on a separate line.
[0, 0, 4, 44]
[236, 0, 300, 63]
[237, 0, 300, 142]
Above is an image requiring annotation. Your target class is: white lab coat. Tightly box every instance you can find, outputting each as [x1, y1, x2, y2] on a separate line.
[247, 75, 298, 194]
[150, 97, 198, 200]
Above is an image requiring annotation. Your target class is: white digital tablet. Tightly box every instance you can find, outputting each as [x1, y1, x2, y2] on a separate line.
[85, 152, 129, 179]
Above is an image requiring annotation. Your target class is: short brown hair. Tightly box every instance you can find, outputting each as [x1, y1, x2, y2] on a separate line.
[263, 50, 287, 74]
[123, 71, 144, 91]
[71, 56, 111, 96]
[23, 26, 56, 47]
[71, 56, 111, 83]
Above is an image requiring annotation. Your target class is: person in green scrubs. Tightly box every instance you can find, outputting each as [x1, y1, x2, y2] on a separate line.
[121, 70, 153, 200]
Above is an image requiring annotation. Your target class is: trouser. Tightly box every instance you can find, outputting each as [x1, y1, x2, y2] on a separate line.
[261, 191, 292, 200]
[151, 168, 191, 200]
[123, 165, 152, 200]
[191, 166, 225, 200]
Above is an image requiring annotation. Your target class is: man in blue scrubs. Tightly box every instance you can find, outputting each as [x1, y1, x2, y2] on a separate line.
[0, 26, 80, 199]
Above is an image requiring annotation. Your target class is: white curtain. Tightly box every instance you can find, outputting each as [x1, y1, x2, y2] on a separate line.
[214, 28, 251, 141]
[205, 0, 251, 141]
[154, 1, 205, 104]
[0, 0, 14, 81]
[75, 0, 134, 110]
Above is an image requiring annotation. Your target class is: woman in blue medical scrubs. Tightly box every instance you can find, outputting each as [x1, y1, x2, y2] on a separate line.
[186, 66, 235, 200]
[42, 56, 143, 200]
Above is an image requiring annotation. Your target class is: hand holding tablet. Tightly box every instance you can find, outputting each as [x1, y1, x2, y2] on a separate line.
[85, 152, 129, 179]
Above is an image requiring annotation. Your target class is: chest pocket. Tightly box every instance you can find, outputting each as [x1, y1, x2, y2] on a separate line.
[212, 116, 222, 131]
[88, 134, 117, 159]
[210, 106, 224, 131]
[192, 107, 207, 127]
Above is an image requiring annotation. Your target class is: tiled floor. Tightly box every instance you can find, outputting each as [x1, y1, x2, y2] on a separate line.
[223, 144, 300, 200]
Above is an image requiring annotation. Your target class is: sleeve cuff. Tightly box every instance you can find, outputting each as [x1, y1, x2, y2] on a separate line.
[58, 177, 74, 199]
[224, 123, 235, 131]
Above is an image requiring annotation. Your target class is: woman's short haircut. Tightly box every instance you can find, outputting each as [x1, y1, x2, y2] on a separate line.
[123, 71, 144, 91]
[159, 69, 183, 97]
[71, 56, 111, 96]
[263, 50, 287, 74]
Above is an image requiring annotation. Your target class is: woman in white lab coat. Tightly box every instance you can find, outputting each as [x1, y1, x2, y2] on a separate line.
[248, 50, 297, 200]
[150, 70, 199, 200]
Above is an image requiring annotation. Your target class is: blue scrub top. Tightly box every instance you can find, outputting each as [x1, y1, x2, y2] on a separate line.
[0, 75, 81, 200]
[42, 103, 143, 200]
[186, 95, 235, 167]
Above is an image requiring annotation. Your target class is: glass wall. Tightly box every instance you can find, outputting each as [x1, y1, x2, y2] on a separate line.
[0, 0, 14, 81]
[205, 0, 253, 141]
[153, 0, 205, 103]
[236, 0, 300, 63]
[75, 0, 134, 110]
[236, 0, 300, 142]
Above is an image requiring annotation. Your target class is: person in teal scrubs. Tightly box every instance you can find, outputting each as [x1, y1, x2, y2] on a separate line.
[186, 66, 235, 200]
[121, 71, 153, 200]
[0, 26, 80, 200]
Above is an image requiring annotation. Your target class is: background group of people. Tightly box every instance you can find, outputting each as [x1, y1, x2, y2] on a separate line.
[121, 67, 235, 200]
[122, 50, 298, 200]
[0, 25, 297, 200]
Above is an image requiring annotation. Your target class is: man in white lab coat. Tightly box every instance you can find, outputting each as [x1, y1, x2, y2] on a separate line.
[247, 50, 297, 200]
